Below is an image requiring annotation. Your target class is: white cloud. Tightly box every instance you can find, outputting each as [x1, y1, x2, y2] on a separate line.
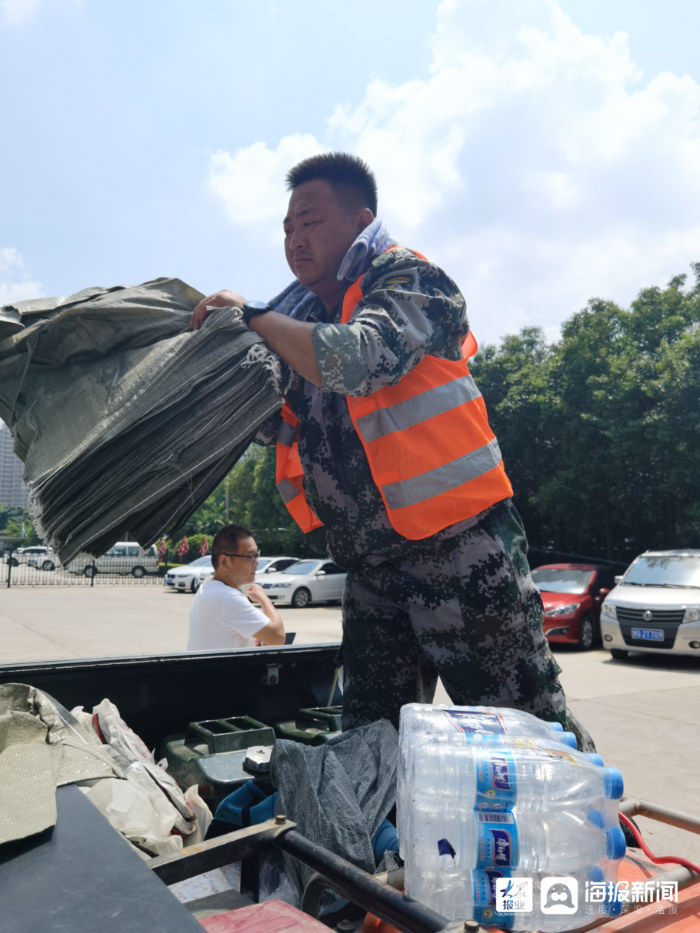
[207, 0, 700, 345]
[0, 0, 83, 25]
[0, 0, 40, 24]
[208, 134, 323, 238]
[0, 247, 43, 304]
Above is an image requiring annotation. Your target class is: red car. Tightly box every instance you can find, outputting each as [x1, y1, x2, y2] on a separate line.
[531, 563, 614, 650]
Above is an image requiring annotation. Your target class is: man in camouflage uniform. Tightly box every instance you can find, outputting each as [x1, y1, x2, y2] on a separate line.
[192, 153, 590, 747]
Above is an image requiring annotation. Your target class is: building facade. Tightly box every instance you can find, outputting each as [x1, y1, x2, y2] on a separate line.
[0, 423, 28, 508]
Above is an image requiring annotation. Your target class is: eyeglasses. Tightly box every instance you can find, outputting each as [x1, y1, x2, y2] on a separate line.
[219, 550, 261, 562]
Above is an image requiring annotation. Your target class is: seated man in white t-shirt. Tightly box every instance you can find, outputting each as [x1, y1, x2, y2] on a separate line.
[188, 523, 285, 651]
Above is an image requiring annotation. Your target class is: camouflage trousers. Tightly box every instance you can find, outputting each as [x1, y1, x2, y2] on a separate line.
[340, 501, 594, 749]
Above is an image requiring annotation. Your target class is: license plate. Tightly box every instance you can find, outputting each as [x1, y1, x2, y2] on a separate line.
[631, 627, 664, 641]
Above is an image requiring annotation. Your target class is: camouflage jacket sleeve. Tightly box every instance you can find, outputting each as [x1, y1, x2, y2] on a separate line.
[311, 247, 469, 397]
[254, 409, 283, 447]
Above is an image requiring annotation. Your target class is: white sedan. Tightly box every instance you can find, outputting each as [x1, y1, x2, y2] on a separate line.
[257, 558, 346, 608]
[164, 556, 213, 593]
[240, 555, 300, 595]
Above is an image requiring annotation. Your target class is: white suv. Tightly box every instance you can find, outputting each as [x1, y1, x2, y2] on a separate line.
[12, 546, 56, 571]
[75, 542, 159, 578]
[600, 550, 700, 659]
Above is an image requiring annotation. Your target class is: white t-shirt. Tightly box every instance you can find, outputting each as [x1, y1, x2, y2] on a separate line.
[188, 579, 268, 651]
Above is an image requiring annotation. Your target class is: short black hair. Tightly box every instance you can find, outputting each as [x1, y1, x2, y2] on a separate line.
[286, 152, 377, 216]
[212, 523, 254, 569]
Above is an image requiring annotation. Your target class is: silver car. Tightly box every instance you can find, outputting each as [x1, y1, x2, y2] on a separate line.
[240, 555, 300, 596]
[258, 558, 346, 608]
[70, 542, 159, 578]
[164, 555, 213, 593]
[19, 546, 57, 571]
[256, 555, 300, 575]
[600, 549, 700, 659]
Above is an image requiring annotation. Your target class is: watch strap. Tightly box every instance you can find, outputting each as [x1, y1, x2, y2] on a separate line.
[242, 301, 271, 326]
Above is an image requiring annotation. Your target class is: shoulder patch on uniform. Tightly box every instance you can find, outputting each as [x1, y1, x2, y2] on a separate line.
[382, 274, 413, 289]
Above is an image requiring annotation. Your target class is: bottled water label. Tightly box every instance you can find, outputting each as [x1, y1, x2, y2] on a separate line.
[475, 750, 517, 809]
[498, 735, 574, 752]
[444, 709, 507, 734]
[476, 811, 518, 869]
[473, 869, 515, 930]
[508, 743, 580, 765]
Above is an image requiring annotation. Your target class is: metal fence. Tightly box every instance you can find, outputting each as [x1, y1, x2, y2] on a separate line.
[2, 547, 194, 587]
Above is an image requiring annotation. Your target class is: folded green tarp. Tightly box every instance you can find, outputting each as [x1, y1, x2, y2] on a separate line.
[0, 278, 285, 563]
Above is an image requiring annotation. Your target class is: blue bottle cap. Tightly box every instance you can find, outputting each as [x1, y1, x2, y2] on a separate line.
[560, 731, 578, 748]
[603, 767, 624, 799]
[547, 721, 564, 732]
[587, 809, 605, 829]
[605, 825, 627, 860]
[583, 752, 605, 766]
[371, 819, 399, 858]
[587, 865, 604, 883]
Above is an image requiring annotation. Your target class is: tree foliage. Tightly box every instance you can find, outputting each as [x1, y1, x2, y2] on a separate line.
[470, 265, 700, 562]
[0, 504, 37, 543]
[174, 446, 326, 558]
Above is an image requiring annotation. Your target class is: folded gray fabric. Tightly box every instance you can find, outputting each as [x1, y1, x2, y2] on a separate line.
[0, 278, 285, 563]
[262, 719, 399, 907]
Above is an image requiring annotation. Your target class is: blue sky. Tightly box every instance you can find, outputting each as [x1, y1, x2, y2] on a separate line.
[2, 0, 699, 347]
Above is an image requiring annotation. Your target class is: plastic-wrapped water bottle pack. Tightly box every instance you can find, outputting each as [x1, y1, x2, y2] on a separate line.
[398, 704, 626, 930]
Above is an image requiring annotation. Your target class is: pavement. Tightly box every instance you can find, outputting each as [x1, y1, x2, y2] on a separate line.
[2, 583, 699, 861]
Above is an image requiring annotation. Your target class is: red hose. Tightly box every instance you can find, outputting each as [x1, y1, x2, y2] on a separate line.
[619, 812, 700, 875]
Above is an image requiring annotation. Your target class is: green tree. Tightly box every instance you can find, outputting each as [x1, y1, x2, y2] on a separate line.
[0, 505, 38, 544]
[472, 265, 699, 562]
[173, 445, 326, 557]
[470, 327, 554, 548]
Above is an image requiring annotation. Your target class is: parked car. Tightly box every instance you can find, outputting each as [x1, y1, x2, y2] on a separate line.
[258, 558, 346, 607]
[256, 556, 300, 576]
[600, 549, 700, 660]
[166, 555, 300, 595]
[71, 542, 159, 578]
[164, 556, 214, 593]
[13, 545, 57, 571]
[531, 563, 615, 649]
[240, 555, 300, 595]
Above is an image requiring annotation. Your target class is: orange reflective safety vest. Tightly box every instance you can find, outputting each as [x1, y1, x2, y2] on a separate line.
[275, 403, 324, 533]
[275, 249, 513, 540]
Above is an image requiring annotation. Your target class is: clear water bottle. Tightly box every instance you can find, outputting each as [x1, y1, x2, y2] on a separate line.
[404, 742, 621, 812]
[398, 743, 622, 859]
[407, 865, 623, 930]
[397, 705, 584, 854]
[405, 804, 625, 874]
[400, 703, 577, 749]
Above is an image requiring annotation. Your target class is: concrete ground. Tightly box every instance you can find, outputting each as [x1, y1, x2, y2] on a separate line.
[2, 583, 699, 861]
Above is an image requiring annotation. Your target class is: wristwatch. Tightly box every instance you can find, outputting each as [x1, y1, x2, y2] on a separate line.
[241, 300, 271, 326]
